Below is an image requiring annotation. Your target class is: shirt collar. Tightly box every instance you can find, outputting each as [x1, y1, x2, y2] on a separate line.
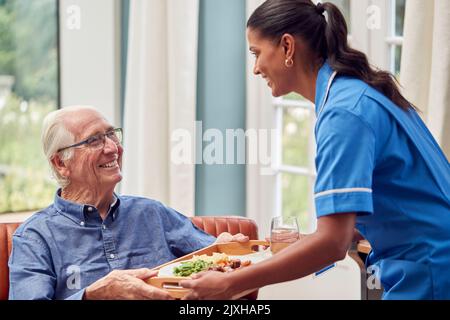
[314, 61, 335, 116]
[54, 189, 120, 223]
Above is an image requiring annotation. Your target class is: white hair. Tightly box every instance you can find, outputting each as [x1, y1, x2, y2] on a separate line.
[41, 105, 99, 188]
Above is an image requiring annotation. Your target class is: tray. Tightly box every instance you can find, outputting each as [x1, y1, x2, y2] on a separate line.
[147, 240, 269, 299]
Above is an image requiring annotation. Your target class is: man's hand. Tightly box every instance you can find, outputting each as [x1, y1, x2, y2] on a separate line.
[84, 268, 174, 300]
[215, 232, 249, 244]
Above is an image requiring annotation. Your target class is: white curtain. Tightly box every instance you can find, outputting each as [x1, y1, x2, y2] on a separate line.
[121, 0, 199, 216]
[400, 0, 450, 158]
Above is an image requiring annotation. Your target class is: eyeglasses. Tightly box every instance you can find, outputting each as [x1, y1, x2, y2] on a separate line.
[57, 128, 123, 153]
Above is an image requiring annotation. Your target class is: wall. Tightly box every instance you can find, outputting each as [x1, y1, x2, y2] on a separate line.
[195, 0, 247, 216]
[59, 0, 121, 126]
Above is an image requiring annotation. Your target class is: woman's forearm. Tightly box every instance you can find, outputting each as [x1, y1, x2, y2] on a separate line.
[228, 230, 349, 295]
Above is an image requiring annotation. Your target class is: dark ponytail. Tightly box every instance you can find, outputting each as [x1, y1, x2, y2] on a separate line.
[247, 0, 415, 111]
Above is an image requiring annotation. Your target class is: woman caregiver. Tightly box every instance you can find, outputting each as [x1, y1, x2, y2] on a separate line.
[181, 0, 450, 300]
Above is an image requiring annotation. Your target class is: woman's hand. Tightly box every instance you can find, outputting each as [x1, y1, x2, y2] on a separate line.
[215, 232, 249, 244]
[180, 271, 237, 300]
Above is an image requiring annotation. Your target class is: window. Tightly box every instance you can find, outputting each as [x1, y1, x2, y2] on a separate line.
[247, 0, 407, 235]
[273, 96, 315, 233]
[387, 0, 406, 75]
[0, 0, 59, 213]
[350, 0, 406, 75]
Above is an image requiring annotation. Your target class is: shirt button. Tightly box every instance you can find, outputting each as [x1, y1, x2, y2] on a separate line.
[80, 221, 85, 226]
[110, 254, 115, 259]
[87, 207, 93, 212]
[102, 225, 106, 230]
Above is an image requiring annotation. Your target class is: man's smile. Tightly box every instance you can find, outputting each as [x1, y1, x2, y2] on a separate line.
[99, 159, 119, 169]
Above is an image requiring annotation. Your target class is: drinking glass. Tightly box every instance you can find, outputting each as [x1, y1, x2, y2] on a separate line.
[270, 216, 300, 254]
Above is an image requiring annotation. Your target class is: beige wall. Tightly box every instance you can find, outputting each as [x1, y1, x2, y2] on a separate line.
[0, 212, 33, 223]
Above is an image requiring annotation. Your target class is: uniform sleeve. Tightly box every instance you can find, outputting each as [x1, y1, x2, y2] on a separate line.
[314, 108, 376, 218]
[8, 234, 56, 300]
[159, 205, 216, 257]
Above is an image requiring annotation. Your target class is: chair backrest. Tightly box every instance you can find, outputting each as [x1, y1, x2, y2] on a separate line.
[0, 222, 21, 300]
[0, 216, 258, 300]
[190, 216, 259, 239]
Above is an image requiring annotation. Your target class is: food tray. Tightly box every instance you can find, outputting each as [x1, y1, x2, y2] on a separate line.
[147, 240, 269, 299]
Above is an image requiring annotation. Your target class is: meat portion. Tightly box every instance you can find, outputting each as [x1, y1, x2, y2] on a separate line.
[207, 258, 251, 273]
[230, 259, 241, 269]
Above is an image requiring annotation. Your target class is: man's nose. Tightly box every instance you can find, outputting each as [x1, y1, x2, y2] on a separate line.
[103, 136, 119, 153]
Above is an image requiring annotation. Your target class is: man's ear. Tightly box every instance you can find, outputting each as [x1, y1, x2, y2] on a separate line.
[281, 33, 296, 60]
[51, 153, 70, 179]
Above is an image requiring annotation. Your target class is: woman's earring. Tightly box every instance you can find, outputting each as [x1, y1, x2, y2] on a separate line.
[285, 58, 294, 68]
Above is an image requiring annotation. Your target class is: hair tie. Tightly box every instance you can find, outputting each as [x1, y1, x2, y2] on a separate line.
[316, 2, 325, 15]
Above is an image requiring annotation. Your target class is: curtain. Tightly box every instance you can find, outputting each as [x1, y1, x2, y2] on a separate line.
[121, 0, 199, 216]
[400, 0, 450, 158]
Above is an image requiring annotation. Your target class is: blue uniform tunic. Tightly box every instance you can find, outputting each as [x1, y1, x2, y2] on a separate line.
[314, 62, 450, 300]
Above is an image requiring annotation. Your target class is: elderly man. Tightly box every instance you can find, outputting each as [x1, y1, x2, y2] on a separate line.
[8, 106, 248, 300]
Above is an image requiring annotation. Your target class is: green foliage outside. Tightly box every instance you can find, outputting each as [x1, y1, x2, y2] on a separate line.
[0, 0, 58, 213]
[0, 0, 58, 101]
[0, 94, 57, 212]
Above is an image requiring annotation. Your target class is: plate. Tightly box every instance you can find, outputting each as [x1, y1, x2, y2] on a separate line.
[157, 249, 272, 277]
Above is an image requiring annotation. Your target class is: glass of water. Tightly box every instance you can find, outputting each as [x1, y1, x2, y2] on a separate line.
[270, 216, 300, 254]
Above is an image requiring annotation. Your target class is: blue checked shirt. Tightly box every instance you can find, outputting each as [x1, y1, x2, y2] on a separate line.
[8, 190, 216, 300]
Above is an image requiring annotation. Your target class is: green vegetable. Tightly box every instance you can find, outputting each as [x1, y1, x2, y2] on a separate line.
[173, 260, 213, 277]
